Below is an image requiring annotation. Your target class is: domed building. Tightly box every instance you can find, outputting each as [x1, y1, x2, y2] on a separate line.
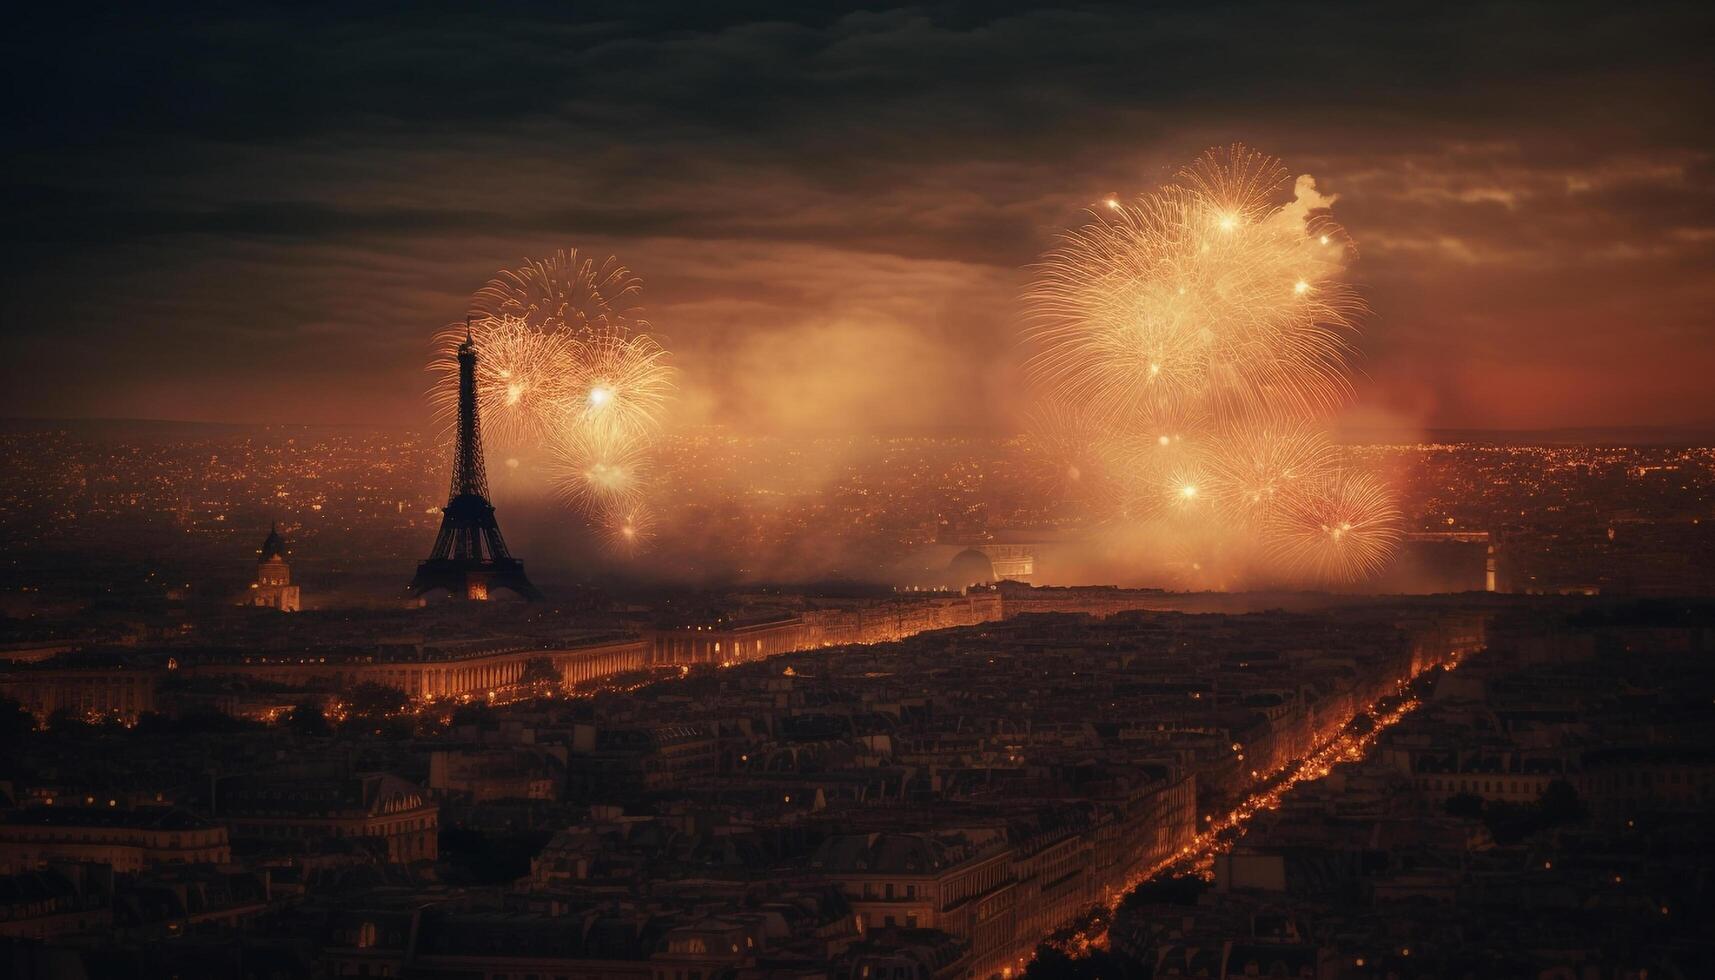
[249, 522, 300, 612]
[945, 548, 996, 589]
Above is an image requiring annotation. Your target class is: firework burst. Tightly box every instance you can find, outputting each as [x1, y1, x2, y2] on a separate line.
[1264, 469, 1402, 583]
[1026, 148, 1363, 424]
[599, 502, 656, 557]
[1200, 421, 1335, 526]
[1023, 144, 1399, 585]
[563, 327, 674, 446]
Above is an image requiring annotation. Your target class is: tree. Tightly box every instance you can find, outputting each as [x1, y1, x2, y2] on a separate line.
[0, 697, 34, 742]
[46, 708, 90, 735]
[450, 701, 495, 727]
[343, 682, 409, 718]
[286, 700, 332, 737]
[1025, 944, 1143, 980]
[136, 710, 254, 735]
[1538, 779, 1584, 826]
[1120, 873, 1207, 909]
[1444, 792, 1485, 819]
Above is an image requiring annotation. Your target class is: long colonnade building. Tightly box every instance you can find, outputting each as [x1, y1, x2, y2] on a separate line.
[181, 632, 646, 700]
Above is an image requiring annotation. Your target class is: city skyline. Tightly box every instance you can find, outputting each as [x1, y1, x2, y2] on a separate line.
[4, 3, 1714, 434]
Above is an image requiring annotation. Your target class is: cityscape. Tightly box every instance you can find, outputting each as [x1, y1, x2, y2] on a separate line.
[4, 2, 1715, 979]
[3, 422, 1711, 604]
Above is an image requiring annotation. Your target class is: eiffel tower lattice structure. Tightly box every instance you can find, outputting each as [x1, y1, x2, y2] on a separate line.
[410, 320, 543, 601]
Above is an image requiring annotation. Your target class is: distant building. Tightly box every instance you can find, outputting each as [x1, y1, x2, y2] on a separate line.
[812, 832, 1018, 977]
[248, 523, 300, 612]
[842, 928, 972, 980]
[0, 663, 159, 725]
[188, 633, 646, 699]
[0, 863, 114, 939]
[646, 615, 809, 666]
[947, 548, 997, 588]
[217, 772, 438, 864]
[0, 807, 230, 874]
[428, 747, 565, 803]
[922, 543, 1037, 588]
[566, 724, 719, 798]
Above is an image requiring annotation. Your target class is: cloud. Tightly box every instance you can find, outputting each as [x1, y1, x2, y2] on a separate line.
[2, 1, 1713, 429]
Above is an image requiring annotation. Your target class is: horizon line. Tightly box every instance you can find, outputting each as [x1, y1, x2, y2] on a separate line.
[4, 414, 1715, 446]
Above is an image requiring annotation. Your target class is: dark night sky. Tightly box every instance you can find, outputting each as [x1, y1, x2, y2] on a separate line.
[3, 2, 1712, 434]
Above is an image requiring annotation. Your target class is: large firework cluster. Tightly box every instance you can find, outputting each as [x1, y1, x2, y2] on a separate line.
[1024, 145, 1400, 585]
[430, 250, 672, 556]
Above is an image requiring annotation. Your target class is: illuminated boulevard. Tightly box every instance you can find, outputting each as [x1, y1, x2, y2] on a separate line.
[1042, 661, 1450, 965]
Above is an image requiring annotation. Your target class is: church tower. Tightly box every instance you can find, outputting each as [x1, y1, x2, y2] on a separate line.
[251, 522, 301, 611]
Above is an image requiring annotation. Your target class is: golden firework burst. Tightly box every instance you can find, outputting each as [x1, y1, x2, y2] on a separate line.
[1022, 144, 1397, 585]
[1263, 468, 1402, 583]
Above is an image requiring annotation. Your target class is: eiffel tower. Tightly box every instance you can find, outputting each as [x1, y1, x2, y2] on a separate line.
[410, 319, 543, 601]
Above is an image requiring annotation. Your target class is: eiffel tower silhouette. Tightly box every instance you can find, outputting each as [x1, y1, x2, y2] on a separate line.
[410, 319, 542, 601]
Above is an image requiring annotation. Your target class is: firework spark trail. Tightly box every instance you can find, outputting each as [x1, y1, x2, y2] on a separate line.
[1023, 144, 1399, 585]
